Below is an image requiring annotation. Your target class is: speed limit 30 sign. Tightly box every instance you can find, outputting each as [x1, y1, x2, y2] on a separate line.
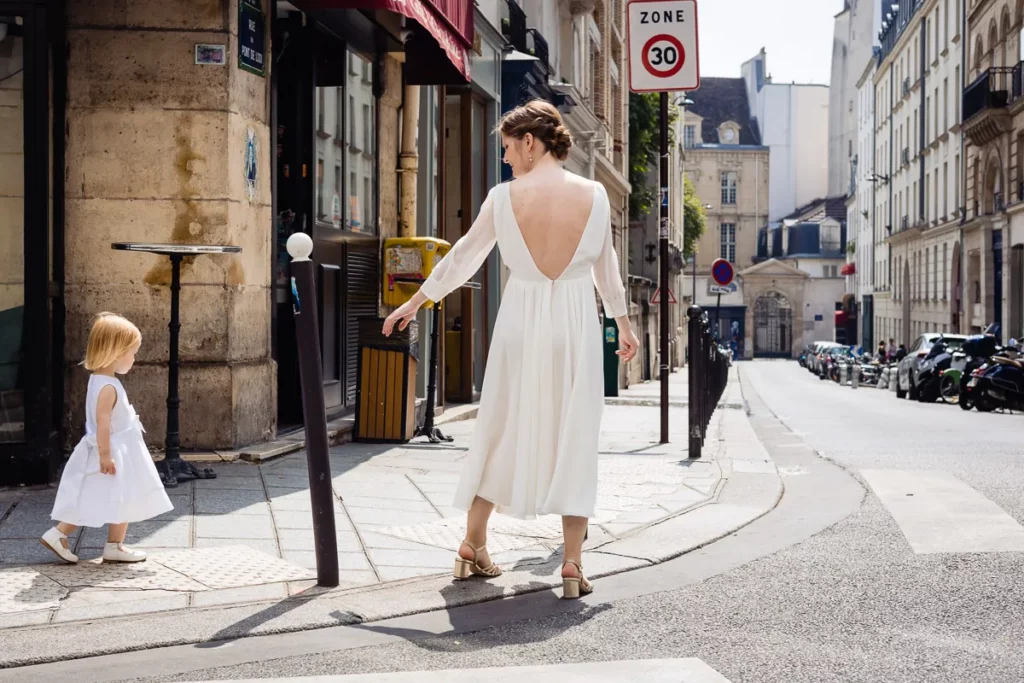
[628, 0, 700, 93]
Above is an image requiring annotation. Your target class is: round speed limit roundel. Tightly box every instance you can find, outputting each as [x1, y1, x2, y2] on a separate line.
[641, 34, 685, 79]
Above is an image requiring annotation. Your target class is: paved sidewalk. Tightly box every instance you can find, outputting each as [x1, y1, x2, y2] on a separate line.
[0, 366, 779, 666]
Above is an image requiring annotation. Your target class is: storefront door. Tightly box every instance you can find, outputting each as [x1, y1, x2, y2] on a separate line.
[0, 4, 65, 485]
[272, 8, 380, 429]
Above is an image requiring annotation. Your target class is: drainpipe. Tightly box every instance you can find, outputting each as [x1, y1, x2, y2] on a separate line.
[399, 84, 420, 237]
[958, 0, 966, 332]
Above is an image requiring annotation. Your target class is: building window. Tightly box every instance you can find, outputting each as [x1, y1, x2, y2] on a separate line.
[721, 171, 737, 205]
[684, 124, 696, 149]
[720, 223, 736, 262]
[314, 47, 378, 232]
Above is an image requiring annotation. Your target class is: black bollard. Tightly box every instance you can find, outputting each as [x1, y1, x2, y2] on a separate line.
[286, 233, 339, 588]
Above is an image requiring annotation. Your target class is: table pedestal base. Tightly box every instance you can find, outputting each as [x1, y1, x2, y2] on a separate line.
[156, 458, 217, 488]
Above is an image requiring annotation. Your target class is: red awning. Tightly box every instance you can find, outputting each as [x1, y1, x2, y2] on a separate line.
[296, 0, 472, 81]
[841, 263, 856, 276]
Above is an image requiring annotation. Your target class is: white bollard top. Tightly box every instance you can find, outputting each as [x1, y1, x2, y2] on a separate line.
[286, 232, 314, 262]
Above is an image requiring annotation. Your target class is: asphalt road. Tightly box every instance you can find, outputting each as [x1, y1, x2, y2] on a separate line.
[15, 361, 1024, 683]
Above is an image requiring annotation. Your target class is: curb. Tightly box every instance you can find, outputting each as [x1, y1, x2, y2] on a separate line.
[0, 375, 782, 668]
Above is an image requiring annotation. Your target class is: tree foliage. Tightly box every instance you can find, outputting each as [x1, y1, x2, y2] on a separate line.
[629, 92, 707, 257]
[628, 92, 666, 222]
[682, 176, 707, 259]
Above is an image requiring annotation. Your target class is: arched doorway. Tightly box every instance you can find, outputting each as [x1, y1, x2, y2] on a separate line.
[951, 242, 962, 333]
[753, 291, 793, 358]
[902, 259, 912, 345]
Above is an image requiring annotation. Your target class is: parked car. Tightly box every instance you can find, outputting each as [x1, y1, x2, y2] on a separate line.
[808, 341, 840, 375]
[896, 333, 968, 400]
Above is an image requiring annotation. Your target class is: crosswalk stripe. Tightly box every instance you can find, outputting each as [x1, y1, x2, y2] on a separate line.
[861, 469, 1024, 554]
[193, 658, 731, 682]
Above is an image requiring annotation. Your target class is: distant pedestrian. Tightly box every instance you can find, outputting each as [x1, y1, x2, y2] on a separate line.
[41, 313, 172, 564]
[888, 338, 897, 359]
[895, 344, 908, 362]
[877, 341, 886, 360]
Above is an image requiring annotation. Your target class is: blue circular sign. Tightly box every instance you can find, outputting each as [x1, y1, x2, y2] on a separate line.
[711, 258, 734, 287]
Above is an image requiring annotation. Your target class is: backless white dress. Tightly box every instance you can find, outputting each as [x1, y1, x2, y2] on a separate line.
[420, 180, 627, 520]
[51, 375, 173, 527]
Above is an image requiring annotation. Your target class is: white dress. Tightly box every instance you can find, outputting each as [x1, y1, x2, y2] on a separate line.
[51, 375, 173, 527]
[420, 180, 628, 520]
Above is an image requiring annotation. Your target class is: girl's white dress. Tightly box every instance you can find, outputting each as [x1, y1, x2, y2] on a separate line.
[51, 375, 173, 527]
[420, 181, 627, 520]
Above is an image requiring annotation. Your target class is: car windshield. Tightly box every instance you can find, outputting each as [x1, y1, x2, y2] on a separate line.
[928, 336, 966, 351]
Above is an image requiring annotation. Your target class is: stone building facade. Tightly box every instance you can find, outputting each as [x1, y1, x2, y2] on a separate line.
[962, 0, 1024, 340]
[680, 77, 770, 360]
[0, 0, 481, 485]
[871, 0, 966, 349]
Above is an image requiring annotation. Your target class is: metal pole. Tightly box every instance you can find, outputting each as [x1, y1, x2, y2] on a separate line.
[415, 303, 453, 443]
[156, 254, 216, 487]
[287, 234, 339, 588]
[715, 292, 722, 339]
[659, 91, 670, 444]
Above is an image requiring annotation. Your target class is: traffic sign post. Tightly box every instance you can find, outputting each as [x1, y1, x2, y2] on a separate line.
[709, 258, 734, 340]
[628, 0, 699, 445]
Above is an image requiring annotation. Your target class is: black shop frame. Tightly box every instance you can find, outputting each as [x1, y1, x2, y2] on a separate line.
[271, 6, 387, 430]
[0, 1, 66, 486]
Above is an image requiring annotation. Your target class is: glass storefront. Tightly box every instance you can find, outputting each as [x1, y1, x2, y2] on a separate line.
[313, 49, 377, 234]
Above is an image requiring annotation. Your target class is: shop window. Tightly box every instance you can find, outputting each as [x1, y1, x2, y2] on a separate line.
[314, 47, 377, 233]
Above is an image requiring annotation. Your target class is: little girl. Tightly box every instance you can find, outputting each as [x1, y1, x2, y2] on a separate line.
[41, 312, 173, 563]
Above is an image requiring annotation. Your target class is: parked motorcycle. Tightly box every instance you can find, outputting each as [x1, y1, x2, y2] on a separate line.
[937, 351, 967, 404]
[958, 334, 1001, 411]
[968, 340, 1024, 412]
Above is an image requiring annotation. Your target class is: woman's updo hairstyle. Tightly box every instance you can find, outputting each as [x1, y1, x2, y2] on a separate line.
[498, 99, 573, 161]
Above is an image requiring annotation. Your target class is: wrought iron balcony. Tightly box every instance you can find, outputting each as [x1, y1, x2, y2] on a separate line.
[526, 28, 549, 71]
[962, 66, 1017, 146]
[501, 0, 528, 54]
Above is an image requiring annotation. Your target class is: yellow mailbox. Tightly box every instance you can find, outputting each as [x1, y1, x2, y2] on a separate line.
[382, 237, 451, 308]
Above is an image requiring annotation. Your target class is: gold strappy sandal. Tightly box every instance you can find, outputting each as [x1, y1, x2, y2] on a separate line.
[561, 560, 593, 599]
[453, 542, 503, 580]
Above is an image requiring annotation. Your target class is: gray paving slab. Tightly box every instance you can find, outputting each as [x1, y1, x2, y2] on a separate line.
[366, 547, 453, 569]
[79, 520, 192, 549]
[273, 508, 353, 531]
[345, 506, 440, 527]
[281, 550, 373, 572]
[278, 529, 363, 553]
[340, 496, 437, 513]
[0, 539, 66, 565]
[195, 489, 270, 515]
[195, 514, 276, 540]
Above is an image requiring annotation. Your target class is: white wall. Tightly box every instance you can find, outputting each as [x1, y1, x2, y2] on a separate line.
[828, 8, 851, 198]
[742, 52, 830, 222]
[801, 275, 847, 347]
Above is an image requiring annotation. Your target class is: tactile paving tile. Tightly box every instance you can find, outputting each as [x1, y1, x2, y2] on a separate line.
[152, 546, 315, 589]
[36, 559, 208, 592]
[0, 567, 67, 614]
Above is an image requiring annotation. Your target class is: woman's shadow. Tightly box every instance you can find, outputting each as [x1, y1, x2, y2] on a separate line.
[341, 548, 612, 653]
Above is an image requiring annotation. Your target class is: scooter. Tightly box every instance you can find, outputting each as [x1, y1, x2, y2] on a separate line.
[938, 351, 968, 404]
[958, 333, 1001, 411]
[969, 340, 1024, 412]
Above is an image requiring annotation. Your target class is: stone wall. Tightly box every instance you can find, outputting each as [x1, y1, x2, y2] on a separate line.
[64, 0, 274, 450]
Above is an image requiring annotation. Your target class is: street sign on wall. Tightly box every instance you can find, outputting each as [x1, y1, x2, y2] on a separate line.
[627, 0, 700, 93]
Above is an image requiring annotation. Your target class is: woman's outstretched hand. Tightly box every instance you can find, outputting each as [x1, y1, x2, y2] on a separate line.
[617, 324, 639, 363]
[383, 294, 427, 337]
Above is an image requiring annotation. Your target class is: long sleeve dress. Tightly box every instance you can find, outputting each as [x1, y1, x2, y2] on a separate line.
[419, 180, 628, 520]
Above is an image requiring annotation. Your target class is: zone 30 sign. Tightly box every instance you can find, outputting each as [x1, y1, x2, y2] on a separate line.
[627, 0, 700, 93]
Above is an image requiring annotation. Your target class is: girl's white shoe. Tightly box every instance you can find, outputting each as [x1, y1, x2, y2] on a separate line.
[102, 542, 147, 563]
[40, 528, 79, 564]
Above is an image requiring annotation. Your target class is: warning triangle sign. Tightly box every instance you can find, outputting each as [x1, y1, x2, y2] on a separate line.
[650, 287, 677, 305]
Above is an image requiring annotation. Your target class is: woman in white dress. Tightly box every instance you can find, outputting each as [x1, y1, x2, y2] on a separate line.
[383, 100, 638, 598]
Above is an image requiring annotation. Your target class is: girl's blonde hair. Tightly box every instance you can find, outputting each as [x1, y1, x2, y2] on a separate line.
[83, 312, 142, 371]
